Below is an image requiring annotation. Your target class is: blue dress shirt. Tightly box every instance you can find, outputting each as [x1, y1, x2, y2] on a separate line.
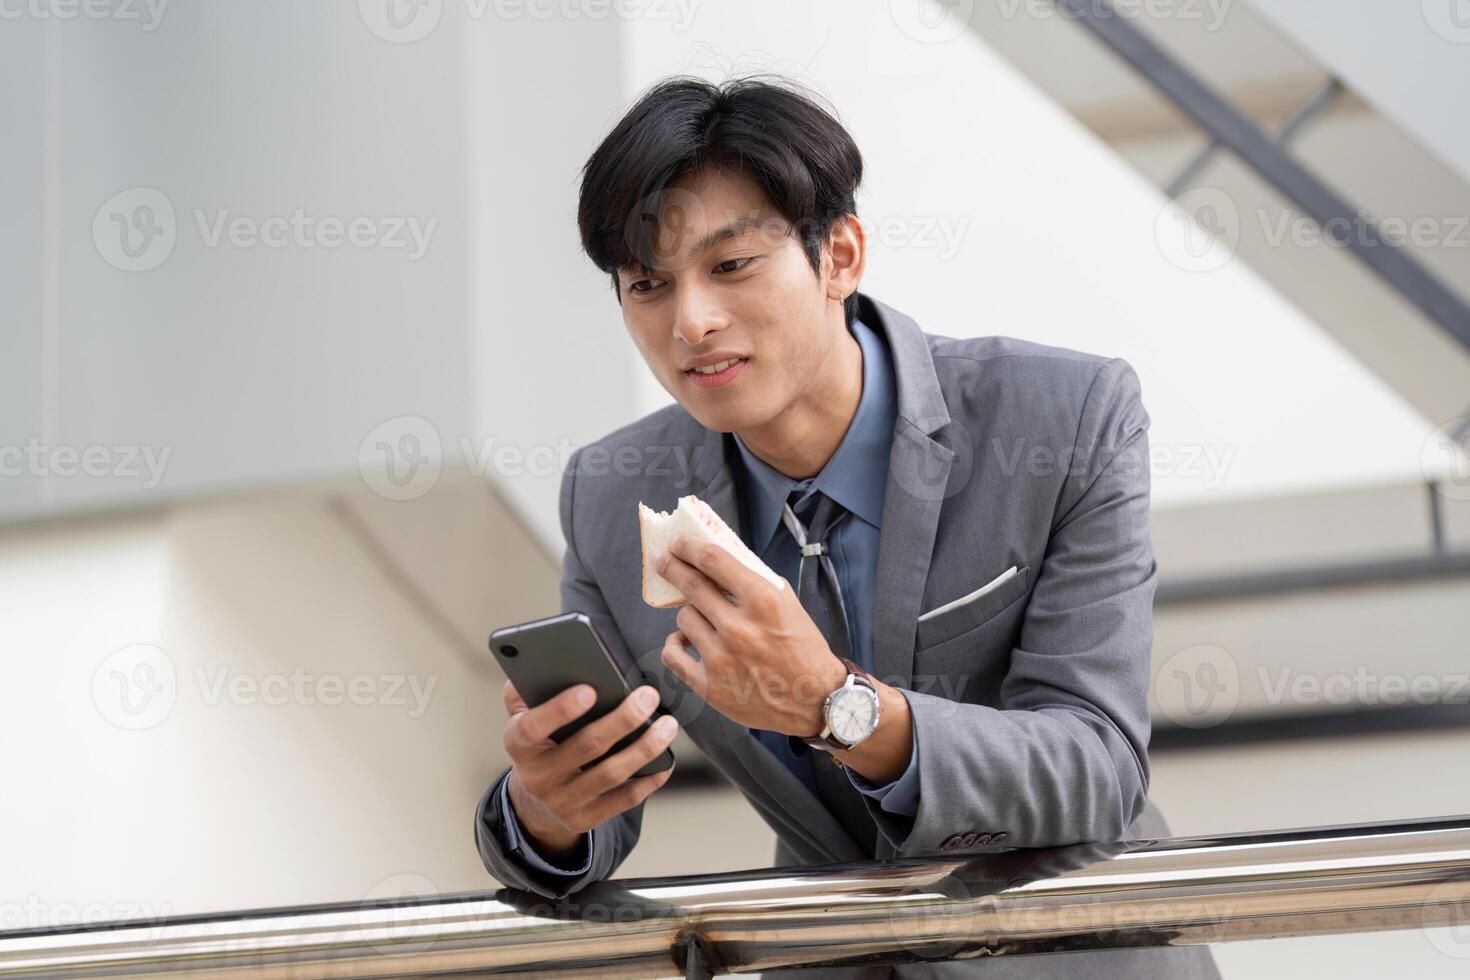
[498, 315, 920, 874]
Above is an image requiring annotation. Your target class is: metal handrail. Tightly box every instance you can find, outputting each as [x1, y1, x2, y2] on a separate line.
[3, 814, 1469, 978]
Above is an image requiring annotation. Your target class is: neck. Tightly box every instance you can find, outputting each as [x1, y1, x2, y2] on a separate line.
[737, 319, 863, 480]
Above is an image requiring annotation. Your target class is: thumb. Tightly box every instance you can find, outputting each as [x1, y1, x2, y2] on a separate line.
[502, 678, 529, 718]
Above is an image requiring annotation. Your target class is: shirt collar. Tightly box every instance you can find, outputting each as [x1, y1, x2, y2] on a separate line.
[732, 315, 897, 554]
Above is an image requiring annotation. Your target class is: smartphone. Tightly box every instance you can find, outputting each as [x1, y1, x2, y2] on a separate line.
[489, 611, 675, 777]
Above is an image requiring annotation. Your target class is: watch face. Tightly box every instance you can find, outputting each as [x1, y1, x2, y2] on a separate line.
[829, 686, 878, 743]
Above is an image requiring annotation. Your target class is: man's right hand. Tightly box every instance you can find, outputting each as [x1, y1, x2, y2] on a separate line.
[502, 678, 678, 859]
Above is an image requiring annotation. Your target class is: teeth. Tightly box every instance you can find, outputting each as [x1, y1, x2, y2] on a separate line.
[692, 358, 742, 375]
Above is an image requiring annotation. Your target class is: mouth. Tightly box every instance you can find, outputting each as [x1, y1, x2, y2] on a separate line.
[683, 356, 749, 389]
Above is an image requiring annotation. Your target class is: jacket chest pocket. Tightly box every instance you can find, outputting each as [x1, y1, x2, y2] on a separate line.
[914, 563, 1031, 652]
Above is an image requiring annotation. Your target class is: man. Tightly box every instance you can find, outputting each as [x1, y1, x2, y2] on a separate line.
[475, 74, 1220, 978]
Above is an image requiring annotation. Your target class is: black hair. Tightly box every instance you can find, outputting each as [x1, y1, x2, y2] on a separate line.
[576, 73, 864, 326]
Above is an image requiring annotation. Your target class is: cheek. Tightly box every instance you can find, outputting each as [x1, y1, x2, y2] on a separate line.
[626, 326, 667, 371]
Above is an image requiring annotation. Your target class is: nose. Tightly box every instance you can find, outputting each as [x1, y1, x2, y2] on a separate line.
[672, 284, 728, 347]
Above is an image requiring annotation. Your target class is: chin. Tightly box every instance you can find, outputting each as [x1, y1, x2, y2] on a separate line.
[671, 393, 748, 433]
[668, 371, 779, 433]
[680, 401, 741, 433]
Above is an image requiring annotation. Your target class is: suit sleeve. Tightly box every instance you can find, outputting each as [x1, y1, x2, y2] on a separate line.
[858, 357, 1155, 852]
[495, 769, 592, 876]
[845, 724, 921, 827]
[474, 446, 650, 898]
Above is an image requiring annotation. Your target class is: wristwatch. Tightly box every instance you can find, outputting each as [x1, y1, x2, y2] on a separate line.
[790, 656, 881, 754]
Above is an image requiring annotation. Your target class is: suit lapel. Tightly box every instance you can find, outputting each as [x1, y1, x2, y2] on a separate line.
[862, 294, 956, 691]
[871, 426, 953, 689]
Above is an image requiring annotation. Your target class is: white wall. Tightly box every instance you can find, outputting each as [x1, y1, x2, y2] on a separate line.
[466, 5, 644, 552]
[2, 2, 468, 520]
[0, 0, 616, 920]
[9, 1, 1457, 527]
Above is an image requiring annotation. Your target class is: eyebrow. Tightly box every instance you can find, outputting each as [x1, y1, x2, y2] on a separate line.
[683, 214, 764, 262]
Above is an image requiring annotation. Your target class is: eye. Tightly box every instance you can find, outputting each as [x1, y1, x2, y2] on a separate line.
[714, 256, 755, 275]
[628, 277, 663, 296]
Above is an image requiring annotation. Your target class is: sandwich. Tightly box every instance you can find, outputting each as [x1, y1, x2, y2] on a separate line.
[638, 495, 788, 607]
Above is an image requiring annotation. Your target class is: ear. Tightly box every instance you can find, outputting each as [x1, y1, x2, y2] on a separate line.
[823, 213, 866, 307]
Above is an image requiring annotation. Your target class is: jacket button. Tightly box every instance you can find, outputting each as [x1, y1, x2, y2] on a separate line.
[973, 833, 993, 846]
[991, 832, 1007, 844]
[940, 834, 964, 849]
[960, 831, 979, 847]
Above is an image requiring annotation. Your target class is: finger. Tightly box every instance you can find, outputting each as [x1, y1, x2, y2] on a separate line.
[580, 758, 677, 827]
[552, 684, 663, 771]
[668, 533, 764, 604]
[579, 731, 682, 816]
[661, 630, 707, 700]
[674, 601, 720, 663]
[508, 683, 596, 751]
[574, 711, 679, 798]
[660, 549, 735, 627]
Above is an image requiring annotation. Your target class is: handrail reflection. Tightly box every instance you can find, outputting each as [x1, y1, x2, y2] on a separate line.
[2, 814, 1469, 978]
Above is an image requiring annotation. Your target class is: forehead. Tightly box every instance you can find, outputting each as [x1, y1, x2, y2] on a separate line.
[625, 165, 791, 273]
[668, 163, 771, 214]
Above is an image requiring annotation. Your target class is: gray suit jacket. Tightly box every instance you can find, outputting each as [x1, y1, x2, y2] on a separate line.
[475, 292, 1220, 978]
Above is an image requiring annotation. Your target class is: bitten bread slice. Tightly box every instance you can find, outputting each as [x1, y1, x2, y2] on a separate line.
[638, 495, 788, 607]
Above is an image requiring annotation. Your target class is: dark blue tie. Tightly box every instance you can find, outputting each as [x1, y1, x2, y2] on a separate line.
[783, 489, 854, 663]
